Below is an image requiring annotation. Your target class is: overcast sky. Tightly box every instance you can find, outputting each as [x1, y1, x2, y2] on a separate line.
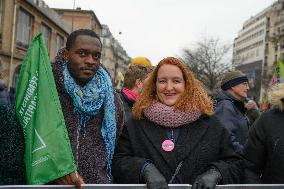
[44, 0, 275, 65]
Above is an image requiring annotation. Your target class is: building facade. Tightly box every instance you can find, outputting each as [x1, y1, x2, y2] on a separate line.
[232, 1, 284, 102]
[0, 0, 70, 89]
[233, 8, 270, 101]
[53, 8, 102, 36]
[101, 25, 131, 87]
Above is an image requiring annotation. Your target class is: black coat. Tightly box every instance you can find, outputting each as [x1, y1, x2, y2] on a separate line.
[0, 104, 25, 184]
[242, 108, 284, 183]
[112, 115, 242, 184]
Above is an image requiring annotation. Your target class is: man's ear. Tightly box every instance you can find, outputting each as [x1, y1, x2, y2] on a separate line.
[63, 48, 69, 61]
[135, 79, 143, 89]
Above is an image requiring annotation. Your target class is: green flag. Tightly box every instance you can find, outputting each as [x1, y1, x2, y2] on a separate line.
[275, 59, 284, 83]
[16, 33, 76, 184]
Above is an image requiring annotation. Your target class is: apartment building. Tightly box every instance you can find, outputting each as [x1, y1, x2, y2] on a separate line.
[0, 0, 70, 89]
[233, 0, 284, 102]
[267, 0, 284, 75]
[101, 25, 131, 87]
[53, 8, 102, 36]
[233, 7, 270, 101]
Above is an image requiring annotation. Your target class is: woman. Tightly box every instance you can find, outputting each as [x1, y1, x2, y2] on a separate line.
[112, 57, 242, 189]
[242, 83, 284, 183]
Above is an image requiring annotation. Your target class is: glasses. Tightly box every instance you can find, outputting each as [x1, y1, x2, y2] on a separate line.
[240, 82, 249, 87]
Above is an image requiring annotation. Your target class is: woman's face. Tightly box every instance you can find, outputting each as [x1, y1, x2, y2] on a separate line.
[156, 64, 185, 106]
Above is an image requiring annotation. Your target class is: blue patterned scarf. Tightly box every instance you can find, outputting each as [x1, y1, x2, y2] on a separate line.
[63, 62, 116, 180]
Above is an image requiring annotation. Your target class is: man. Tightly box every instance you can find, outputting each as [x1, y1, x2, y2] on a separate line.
[52, 29, 124, 186]
[120, 63, 153, 122]
[215, 70, 258, 153]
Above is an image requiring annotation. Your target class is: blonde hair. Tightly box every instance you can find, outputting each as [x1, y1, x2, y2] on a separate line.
[133, 57, 213, 120]
[269, 83, 284, 111]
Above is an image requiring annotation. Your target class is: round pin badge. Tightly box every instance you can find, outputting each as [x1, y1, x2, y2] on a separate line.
[161, 139, 175, 152]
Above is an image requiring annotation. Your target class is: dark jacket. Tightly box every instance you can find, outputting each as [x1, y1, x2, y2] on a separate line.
[52, 58, 124, 183]
[118, 90, 135, 123]
[112, 115, 242, 184]
[245, 108, 260, 125]
[242, 108, 284, 183]
[215, 92, 249, 153]
[0, 104, 26, 184]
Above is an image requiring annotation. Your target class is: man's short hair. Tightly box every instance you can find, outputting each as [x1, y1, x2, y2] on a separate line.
[65, 29, 102, 51]
[123, 65, 153, 89]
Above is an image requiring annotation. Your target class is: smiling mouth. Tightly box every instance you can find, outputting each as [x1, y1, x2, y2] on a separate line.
[164, 93, 176, 96]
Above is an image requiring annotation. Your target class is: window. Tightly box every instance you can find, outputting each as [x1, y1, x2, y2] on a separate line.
[256, 49, 259, 56]
[265, 43, 269, 54]
[40, 24, 51, 52]
[56, 34, 64, 53]
[275, 44, 278, 52]
[264, 56, 268, 67]
[16, 9, 33, 48]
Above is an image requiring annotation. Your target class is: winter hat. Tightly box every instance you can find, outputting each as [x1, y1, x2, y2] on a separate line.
[130, 56, 152, 67]
[221, 70, 248, 90]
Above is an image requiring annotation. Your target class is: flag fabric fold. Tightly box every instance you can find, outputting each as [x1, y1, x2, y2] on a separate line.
[16, 33, 76, 184]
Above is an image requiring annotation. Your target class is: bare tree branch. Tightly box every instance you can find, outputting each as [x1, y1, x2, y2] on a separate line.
[181, 36, 232, 94]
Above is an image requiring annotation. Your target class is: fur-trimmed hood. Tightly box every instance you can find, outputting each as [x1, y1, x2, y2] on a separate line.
[269, 83, 284, 111]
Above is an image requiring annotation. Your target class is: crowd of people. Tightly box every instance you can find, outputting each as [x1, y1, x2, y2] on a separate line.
[1, 29, 284, 188]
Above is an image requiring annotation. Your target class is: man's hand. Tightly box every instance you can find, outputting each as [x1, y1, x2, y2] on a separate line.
[245, 100, 258, 110]
[56, 171, 84, 189]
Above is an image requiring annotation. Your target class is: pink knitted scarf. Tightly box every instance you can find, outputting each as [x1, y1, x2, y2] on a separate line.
[143, 102, 202, 128]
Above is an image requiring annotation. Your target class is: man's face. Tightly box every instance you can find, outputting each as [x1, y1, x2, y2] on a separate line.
[67, 35, 102, 86]
[231, 82, 250, 100]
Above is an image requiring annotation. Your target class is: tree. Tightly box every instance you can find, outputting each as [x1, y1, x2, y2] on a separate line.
[181, 37, 232, 94]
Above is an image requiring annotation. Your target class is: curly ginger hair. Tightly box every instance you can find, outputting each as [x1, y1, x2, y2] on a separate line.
[133, 57, 213, 120]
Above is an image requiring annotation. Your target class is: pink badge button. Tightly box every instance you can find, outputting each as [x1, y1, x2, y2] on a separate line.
[161, 139, 175, 152]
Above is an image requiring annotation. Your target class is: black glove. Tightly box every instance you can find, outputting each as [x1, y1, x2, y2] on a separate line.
[192, 167, 222, 189]
[143, 163, 169, 189]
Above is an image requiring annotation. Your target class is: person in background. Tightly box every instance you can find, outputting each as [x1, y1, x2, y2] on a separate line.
[242, 83, 284, 183]
[0, 81, 11, 107]
[130, 56, 153, 67]
[112, 57, 242, 189]
[120, 63, 153, 122]
[9, 87, 16, 108]
[52, 29, 124, 187]
[0, 103, 25, 184]
[215, 71, 259, 153]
